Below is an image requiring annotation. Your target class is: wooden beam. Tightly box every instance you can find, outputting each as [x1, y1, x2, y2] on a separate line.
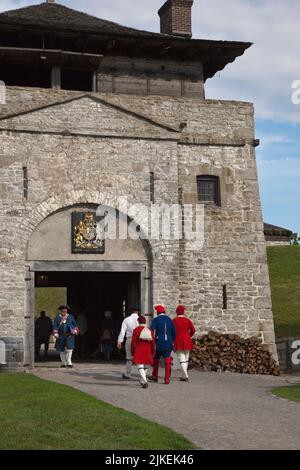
[158, 45, 171, 58]
[129, 41, 144, 56]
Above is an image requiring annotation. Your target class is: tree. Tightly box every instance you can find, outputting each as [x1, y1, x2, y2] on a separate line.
[291, 233, 300, 245]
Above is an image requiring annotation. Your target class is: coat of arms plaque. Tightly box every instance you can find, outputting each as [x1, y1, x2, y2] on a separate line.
[72, 211, 105, 253]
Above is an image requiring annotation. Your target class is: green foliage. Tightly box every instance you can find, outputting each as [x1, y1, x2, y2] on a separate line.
[0, 374, 195, 450]
[291, 233, 300, 245]
[267, 246, 300, 337]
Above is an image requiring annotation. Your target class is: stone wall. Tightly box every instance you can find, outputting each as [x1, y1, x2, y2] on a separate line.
[266, 241, 291, 247]
[0, 87, 277, 367]
[0, 337, 23, 371]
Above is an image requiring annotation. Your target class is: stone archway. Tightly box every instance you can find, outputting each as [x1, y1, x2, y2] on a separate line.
[24, 197, 153, 367]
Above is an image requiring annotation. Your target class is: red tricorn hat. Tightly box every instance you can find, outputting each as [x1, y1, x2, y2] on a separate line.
[155, 305, 166, 314]
[176, 305, 186, 315]
[138, 316, 147, 324]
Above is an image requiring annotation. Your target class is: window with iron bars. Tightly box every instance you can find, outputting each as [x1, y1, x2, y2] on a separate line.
[197, 175, 220, 206]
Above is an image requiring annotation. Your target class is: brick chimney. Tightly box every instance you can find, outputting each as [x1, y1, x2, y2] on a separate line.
[158, 0, 193, 38]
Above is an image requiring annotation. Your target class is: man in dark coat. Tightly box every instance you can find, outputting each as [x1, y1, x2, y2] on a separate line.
[35, 311, 53, 358]
[149, 305, 176, 384]
[53, 305, 79, 368]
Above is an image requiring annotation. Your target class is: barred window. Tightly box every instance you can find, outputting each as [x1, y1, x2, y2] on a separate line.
[197, 175, 220, 206]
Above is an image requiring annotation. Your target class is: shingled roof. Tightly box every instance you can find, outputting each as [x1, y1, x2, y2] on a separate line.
[0, 2, 173, 38]
[264, 223, 293, 241]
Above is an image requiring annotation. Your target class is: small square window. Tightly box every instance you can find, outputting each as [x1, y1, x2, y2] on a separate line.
[197, 175, 220, 206]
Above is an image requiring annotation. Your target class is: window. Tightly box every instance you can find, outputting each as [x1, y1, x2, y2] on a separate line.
[222, 284, 228, 310]
[150, 172, 155, 204]
[23, 166, 28, 200]
[197, 175, 220, 206]
[0, 64, 51, 88]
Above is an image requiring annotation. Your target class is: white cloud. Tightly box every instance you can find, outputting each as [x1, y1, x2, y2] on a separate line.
[200, 0, 300, 123]
[258, 134, 293, 147]
[1, 0, 300, 123]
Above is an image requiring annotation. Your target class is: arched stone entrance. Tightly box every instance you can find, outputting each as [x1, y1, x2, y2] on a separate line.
[24, 202, 153, 367]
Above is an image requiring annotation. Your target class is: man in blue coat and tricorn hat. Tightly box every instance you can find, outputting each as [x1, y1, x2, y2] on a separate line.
[53, 305, 79, 368]
[149, 305, 176, 384]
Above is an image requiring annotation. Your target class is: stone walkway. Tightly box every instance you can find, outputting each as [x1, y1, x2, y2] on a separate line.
[34, 363, 300, 450]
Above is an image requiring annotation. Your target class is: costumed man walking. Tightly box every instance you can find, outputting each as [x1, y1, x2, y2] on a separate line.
[131, 316, 155, 389]
[117, 308, 139, 379]
[149, 305, 176, 385]
[173, 305, 196, 382]
[53, 305, 79, 368]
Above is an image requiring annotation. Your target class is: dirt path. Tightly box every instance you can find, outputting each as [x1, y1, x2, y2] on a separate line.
[34, 363, 300, 450]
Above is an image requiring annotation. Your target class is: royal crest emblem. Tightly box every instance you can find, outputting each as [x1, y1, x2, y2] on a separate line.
[72, 212, 105, 253]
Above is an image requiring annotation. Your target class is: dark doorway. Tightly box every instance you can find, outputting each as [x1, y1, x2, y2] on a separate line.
[61, 68, 93, 91]
[35, 271, 141, 359]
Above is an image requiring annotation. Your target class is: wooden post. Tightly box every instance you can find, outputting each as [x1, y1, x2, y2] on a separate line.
[24, 267, 35, 368]
[92, 70, 97, 92]
[51, 66, 61, 89]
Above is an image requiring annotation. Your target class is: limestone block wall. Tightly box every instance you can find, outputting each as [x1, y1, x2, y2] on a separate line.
[0, 88, 277, 366]
[0, 132, 181, 339]
[177, 143, 276, 357]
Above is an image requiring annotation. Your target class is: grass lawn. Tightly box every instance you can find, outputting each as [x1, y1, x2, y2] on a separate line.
[0, 373, 195, 450]
[267, 246, 300, 337]
[35, 287, 67, 320]
[272, 384, 300, 403]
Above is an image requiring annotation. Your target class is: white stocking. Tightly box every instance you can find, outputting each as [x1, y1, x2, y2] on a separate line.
[181, 361, 189, 378]
[60, 351, 66, 365]
[124, 338, 133, 377]
[138, 365, 147, 384]
[126, 360, 132, 378]
[66, 349, 73, 366]
[177, 351, 190, 378]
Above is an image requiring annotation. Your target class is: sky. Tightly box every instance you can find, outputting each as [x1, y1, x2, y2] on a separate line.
[1, 0, 299, 234]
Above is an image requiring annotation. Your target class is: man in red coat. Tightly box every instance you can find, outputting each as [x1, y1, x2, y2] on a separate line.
[131, 316, 155, 389]
[173, 305, 196, 382]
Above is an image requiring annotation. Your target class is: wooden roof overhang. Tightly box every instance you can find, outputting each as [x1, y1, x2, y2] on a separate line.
[264, 223, 293, 241]
[0, 45, 103, 69]
[0, 21, 252, 81]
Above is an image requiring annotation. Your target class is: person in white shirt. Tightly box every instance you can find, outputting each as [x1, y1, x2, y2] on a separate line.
[117, 308, 139, 379]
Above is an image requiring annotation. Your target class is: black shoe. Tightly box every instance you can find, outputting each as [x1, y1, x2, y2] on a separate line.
[180, 377, 189, 382]
[122, 374, 131, 380]
[67, 365, 73, 369]
[60, 364, 66, 368]
[142, 383, 149, 389]
[148, 376, 158, 383]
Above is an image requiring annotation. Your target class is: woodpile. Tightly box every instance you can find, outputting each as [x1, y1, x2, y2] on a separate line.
[190, 331, 280, 376]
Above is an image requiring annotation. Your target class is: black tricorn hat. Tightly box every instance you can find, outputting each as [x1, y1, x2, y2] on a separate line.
[58, 304, 70, 311]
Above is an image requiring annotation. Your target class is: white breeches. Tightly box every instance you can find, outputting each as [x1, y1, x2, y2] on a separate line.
[137, 365, 148, 384]
[176, 350, 190, 378]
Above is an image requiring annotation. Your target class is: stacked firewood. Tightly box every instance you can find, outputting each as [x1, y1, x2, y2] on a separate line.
[190, 331, 280, 376]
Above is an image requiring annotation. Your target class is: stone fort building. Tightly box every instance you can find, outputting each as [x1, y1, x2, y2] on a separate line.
[0, 0, 277, 370]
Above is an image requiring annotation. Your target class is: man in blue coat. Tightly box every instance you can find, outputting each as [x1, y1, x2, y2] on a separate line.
[149, 305, 176, 384]
[53, 305, 79, 368]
